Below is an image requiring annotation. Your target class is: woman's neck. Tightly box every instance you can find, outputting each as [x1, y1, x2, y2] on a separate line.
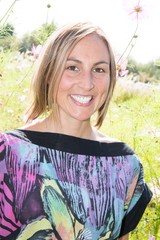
[45, 114, 95, 140]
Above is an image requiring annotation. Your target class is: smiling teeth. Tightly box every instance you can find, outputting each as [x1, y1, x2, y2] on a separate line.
[71, 95, 92, 104]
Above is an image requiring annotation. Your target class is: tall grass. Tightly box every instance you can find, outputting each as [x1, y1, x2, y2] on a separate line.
[101, 79, 160, 239]
[0, 51, 160, 239]
[0, 51, 33, 130]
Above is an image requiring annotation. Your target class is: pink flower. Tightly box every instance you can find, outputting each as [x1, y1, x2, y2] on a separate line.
[150, 180, 160, 198]
[6, 65, 11, 69]
[29, 44, 42, 62]
[23, 88, 29, 93]
[18, 95, 26, 101]
[122, 0, 149, 20]
[149, 234, 156, 240]
[17, 65, 23, 72]
[0, 103, 2, 107]
[26, 50, 31, 55]
[7, 109, 14, 113]
[144, 126, 160, 138]
[22, 114, 28, 123]
[16, 80, 21, 84]
[115, 56, 128, 77]
[17, 64, 28, 72]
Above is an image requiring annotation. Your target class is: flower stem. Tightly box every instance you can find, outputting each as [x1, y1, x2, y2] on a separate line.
[0, 0, 18, 24]
[117, 13, 139, 64]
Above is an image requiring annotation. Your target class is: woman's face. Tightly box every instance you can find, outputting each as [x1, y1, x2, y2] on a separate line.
[56, 33, 110, 124]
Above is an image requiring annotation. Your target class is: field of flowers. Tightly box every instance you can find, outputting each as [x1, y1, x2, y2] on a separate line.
[0, 50, 160, 239]
[104, 81, 160, 239]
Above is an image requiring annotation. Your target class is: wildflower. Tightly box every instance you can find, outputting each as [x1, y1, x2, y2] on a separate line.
[16, 80, 21, 84]
[7, 109, 14, 113]
[150, 180, 160, 198]
[155, 130, 160, 138]
[144, 126, 160, 138]
[0, 103, 2, 107]
[17, 66, 23, 72]
[28, 44, 42, 62]
[18, 95, 26, 101]
[112, 108, 119, 112]
[123, 0, 149, 20]
[23, 88, 29, 93]
[149, 234, 156, 240]
[26, 50, 31, 55]
[115, 56, 128, 77]
[6, 65, 11, 69]
[16, 64, 28, 72]
[22, 114, 28, 123]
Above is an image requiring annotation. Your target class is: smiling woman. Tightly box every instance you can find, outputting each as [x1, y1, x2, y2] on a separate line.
[56, 34, 110, 126]
[0, 22, 152, 240]
[24, 22, 116, 131]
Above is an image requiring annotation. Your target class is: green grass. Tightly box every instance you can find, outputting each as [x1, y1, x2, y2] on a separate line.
[0, 51, 33, 131]
[100, 82, 160, 239]
[0, 51, 160, 239]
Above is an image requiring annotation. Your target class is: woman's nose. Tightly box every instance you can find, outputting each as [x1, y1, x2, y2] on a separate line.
[78, 72, 94, 90]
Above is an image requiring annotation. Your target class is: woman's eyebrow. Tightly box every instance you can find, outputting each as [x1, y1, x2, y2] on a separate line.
[94, 61, 110, 66]
[67, 59, 109, 66]
[67, 58, 82, 63]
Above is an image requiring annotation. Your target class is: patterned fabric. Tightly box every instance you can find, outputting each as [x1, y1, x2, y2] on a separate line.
[0, 130, 152, 240]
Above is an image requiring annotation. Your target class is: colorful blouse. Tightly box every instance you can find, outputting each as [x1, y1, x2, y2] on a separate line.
[0, 130, 152, 240]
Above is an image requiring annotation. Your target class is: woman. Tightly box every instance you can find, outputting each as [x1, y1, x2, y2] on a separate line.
[0, 22, 152, 240]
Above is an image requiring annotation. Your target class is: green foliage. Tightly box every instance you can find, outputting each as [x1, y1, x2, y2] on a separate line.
[0, 0, 19, 51]
[18, 22, 57, 53]
[0, 23, 15, 38]
[0, 21, 57, 52]
[100, 80, 160, 239]
[0, 23, 18, 51]
[31, 22, 57, 45]
[128, 58, 160, 83]
[0, 51, 33, 130]
[127, 59, 139, 75]
[18, 34, 36, 53]
[0, 35, 19, 51]
[155, 59, 160, 67]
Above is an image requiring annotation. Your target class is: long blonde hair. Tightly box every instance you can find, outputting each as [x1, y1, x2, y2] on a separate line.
[26, 22, 116, 128]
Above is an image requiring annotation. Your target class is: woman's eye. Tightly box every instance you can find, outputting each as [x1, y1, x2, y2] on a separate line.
[93, 68, 105, 73]
[67, 66, 79, 71]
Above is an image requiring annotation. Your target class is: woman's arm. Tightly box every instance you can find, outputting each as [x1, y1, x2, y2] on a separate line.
[119, 233, 129, 240]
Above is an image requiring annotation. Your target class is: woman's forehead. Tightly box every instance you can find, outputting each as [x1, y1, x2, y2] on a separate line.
[67, 34, 110, 62]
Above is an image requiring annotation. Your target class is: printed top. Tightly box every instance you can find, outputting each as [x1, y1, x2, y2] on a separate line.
[0, 130, 152, 240]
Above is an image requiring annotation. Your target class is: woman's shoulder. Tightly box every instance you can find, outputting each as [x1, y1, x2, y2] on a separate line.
[0, 129, 32, 149]
[92, 128, 120, 143]
[95, 130, 141, 168]
[19, 118, 46, 132]
[1, 124, 135, 158]
[0, 130, 20, 144]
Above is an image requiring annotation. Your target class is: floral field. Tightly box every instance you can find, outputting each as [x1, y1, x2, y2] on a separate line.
[0, 50, 160, 239]
[103, 81, 160, 239]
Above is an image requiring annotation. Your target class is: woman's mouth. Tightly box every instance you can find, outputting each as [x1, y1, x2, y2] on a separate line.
[70, 95, 93, 104]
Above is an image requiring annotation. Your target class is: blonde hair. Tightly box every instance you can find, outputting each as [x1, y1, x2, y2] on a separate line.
[26, 22, 116, 128]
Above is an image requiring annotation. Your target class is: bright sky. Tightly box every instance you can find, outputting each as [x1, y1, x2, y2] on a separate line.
[0, 0, 160, 63]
